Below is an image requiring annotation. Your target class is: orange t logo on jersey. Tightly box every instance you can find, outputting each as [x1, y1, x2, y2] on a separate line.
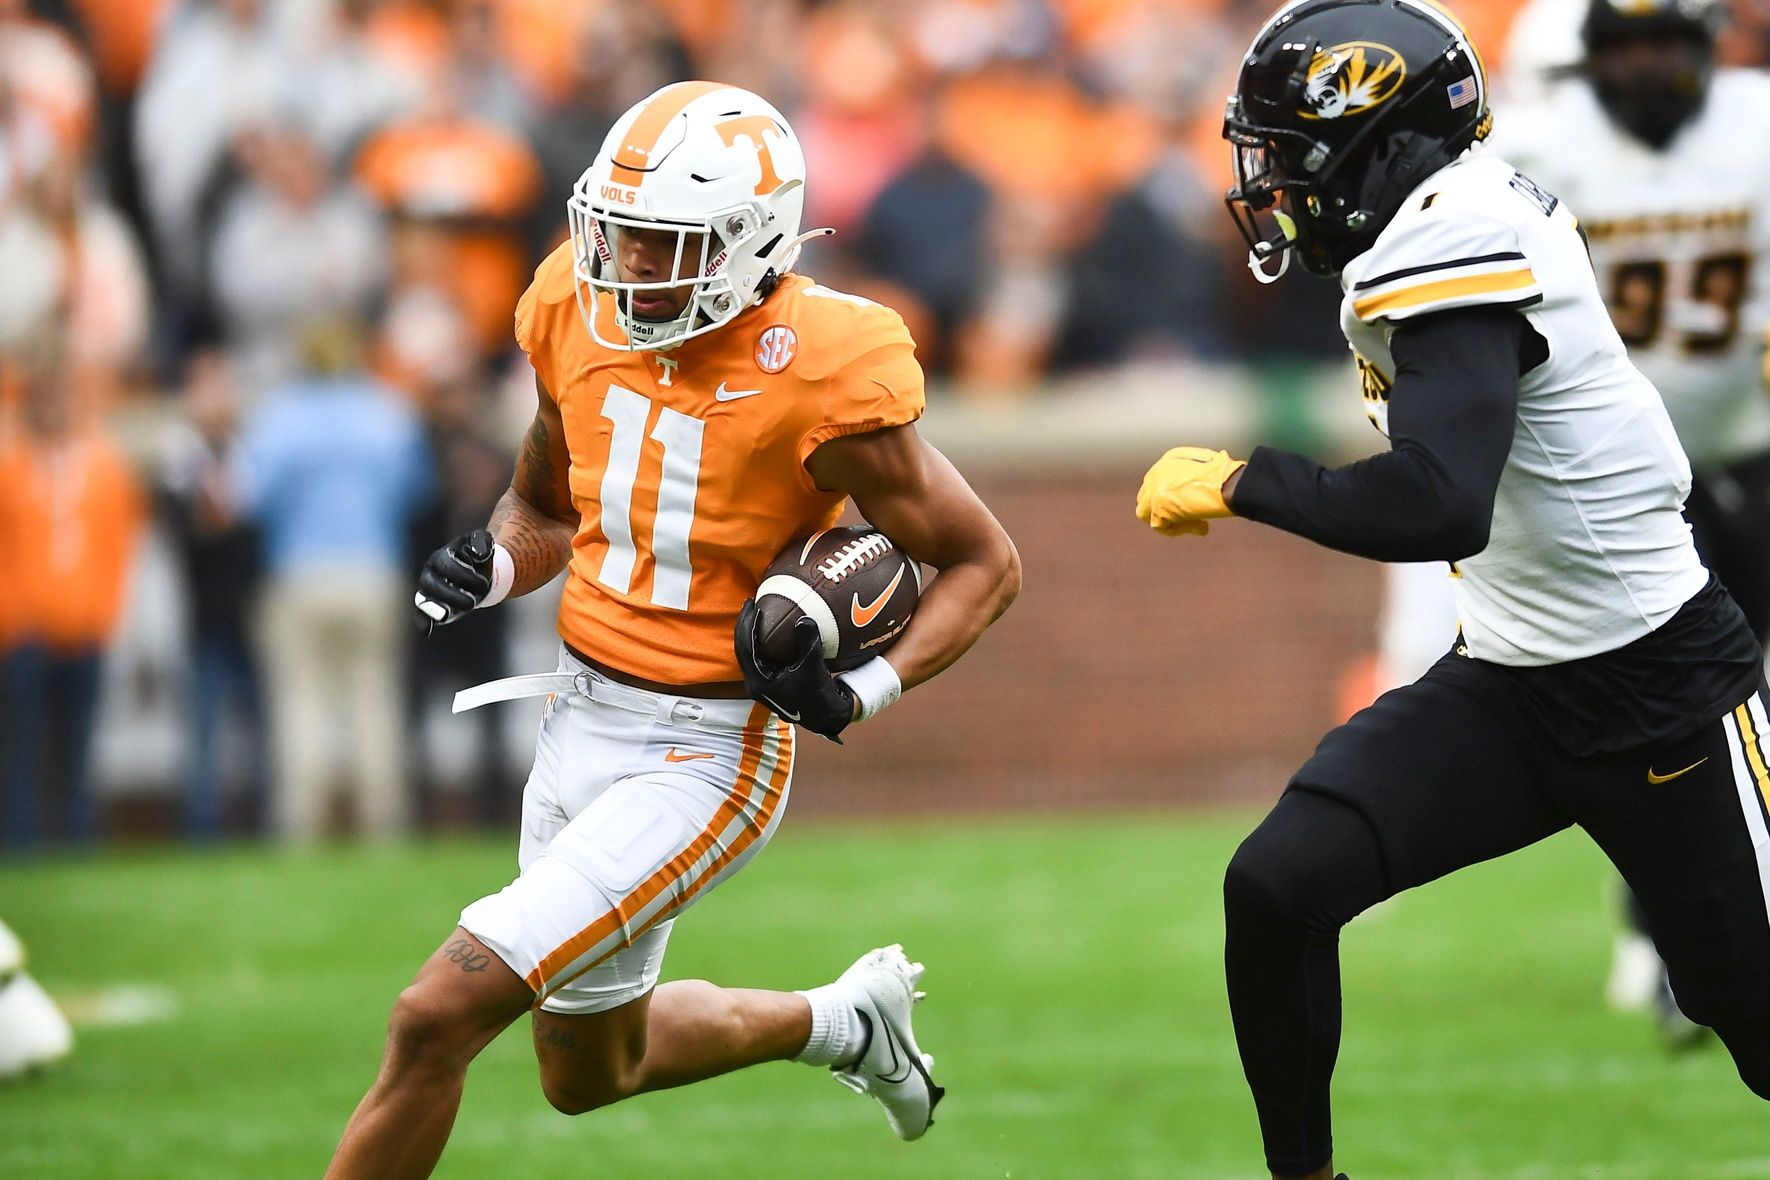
[716, 115, 785, 195]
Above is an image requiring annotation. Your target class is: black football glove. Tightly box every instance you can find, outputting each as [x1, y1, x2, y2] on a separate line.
[734, 599, 855, 742]
[414, 529, 496, 636]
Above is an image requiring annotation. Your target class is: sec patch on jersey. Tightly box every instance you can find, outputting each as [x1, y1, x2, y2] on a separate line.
[754, 526, 919, 670]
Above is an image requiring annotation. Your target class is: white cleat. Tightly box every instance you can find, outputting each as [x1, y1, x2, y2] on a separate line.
[829, 944, 945, 1140]
[1606, 933, 1661, 1014]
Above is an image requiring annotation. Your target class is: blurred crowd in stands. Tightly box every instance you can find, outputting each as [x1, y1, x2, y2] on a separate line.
[4, 0, 1769, 849]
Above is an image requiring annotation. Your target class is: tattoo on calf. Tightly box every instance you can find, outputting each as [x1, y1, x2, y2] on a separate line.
[442, 938, 492, 974]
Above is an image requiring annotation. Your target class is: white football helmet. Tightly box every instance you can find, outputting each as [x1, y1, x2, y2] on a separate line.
[568, 81, 825, 351]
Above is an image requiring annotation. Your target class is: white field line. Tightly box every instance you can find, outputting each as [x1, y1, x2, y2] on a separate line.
[53, 983, 178, 1029]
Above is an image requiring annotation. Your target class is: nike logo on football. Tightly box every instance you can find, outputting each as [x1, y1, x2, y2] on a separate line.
[1647, 757, 1708, 784]
[851, 566, 905, 628]
[664, 748, 716, 763]
[714, 382, 763, 401]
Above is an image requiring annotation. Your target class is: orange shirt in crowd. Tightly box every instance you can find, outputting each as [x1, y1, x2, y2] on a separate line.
[934, 66, 1160, 210]
[356, 115, 543, 357]
[490, 0, 599, 109]
[0, 429, 144, 653]
[515, 248, 924, 685]
[67, 0, 171, 96]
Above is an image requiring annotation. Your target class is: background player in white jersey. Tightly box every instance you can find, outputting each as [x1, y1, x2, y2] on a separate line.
[1134, 0, 1770, 1176]
[1387, 0, 1770, 1042]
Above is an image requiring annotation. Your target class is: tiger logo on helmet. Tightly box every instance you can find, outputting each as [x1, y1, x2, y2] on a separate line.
[1301, 42, 1408, 119]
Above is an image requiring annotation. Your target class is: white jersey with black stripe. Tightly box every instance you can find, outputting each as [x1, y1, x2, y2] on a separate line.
[1339, 151, 1709, 666]
[1485, 71, 1770, 471]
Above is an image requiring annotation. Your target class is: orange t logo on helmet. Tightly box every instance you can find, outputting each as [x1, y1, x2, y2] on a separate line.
[716, 115, 787, 195]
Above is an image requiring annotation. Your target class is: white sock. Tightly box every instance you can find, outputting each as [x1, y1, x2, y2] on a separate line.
[793, 984, 870, 1067]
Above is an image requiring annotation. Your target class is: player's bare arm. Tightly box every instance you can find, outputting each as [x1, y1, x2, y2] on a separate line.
[805, 423, 1021, 691]
[413, 377, 576, 632]
[488, 375, 576, 597]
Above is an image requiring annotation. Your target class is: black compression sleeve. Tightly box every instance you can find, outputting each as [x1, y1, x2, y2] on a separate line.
[1230, 305, 1527, 562]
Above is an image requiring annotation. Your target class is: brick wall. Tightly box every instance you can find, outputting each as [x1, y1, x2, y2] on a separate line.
[791, 462, 1383, 816]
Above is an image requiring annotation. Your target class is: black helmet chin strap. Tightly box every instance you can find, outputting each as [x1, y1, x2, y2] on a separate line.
[1359, 130, 1451, 218]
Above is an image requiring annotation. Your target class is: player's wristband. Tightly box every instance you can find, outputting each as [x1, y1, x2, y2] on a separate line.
[836, 656, 901, 723]
[479, 543, 516, 609]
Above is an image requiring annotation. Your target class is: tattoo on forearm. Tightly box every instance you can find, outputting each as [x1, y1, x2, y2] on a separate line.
[442, 939, 491, 973]
[487, 412, 577, 597]
[535, 1024, 577, 1050]
[489, 492, 575, 596]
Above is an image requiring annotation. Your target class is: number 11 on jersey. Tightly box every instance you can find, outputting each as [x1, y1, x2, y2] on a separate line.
[597, 384, 704, 610]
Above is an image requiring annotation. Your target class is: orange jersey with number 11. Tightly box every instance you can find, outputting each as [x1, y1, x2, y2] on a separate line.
[514, 246, 925, 685]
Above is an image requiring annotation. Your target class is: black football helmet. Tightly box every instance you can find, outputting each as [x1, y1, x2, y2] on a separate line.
[1224, 0, 1491, 278]
[1580, 0, 1723, 150]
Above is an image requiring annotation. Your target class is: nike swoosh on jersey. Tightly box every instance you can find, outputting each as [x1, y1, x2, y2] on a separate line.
[664, 748, 716, 763]
[851, 566, 906, 628]
[714, 382, 763, 401]
[1646, 757, 1708, 784]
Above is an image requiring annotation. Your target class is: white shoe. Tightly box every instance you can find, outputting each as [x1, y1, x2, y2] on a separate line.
[0, 972, 73, 1081]
[829, 944, 944, 1140]
[1606, 933, 1661, 1014]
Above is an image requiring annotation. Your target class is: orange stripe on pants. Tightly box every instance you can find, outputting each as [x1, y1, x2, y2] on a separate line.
[672, 722, 793, 914]
[527, 703, 783, 996]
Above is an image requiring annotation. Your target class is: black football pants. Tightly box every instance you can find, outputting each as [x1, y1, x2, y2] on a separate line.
[1223, 657, 1770, 1176]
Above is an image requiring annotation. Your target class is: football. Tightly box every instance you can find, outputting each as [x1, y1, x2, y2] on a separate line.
[753, 525, 920, 670]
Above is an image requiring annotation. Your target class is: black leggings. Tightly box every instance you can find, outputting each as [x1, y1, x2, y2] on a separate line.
[1224, 789, 1388, 1177]
[1225, 784, 1770, 1177]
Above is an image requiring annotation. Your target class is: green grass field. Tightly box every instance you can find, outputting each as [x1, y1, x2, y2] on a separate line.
[1, 812, 1765, 1179]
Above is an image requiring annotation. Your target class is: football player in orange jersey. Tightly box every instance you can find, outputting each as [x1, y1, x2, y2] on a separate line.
[324, 83, 1020, 1179]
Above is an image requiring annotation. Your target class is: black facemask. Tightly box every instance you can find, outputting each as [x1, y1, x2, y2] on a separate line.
[1592, 76, 1707, 149]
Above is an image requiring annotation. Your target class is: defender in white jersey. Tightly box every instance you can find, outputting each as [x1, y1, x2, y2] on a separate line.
[1135, 1, 1770, 1177]
[1389, 0, 1770, 1042]
[1489, 0, 1770, 638]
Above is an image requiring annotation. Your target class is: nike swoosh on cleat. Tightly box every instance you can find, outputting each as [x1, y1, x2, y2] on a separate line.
[875, 1020, 913, 1085]
[851, 565, 906, 628]
[714, 382, 763, 401]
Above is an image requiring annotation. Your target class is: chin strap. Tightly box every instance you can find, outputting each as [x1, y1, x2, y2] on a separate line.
[1246, 209, 1297, 285]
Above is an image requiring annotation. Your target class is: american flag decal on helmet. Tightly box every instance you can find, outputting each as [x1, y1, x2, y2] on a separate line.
[1446, 76, 1477, 109]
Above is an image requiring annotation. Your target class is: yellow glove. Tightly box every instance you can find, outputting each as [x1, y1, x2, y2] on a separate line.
[1135, 446, 1247, 537]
